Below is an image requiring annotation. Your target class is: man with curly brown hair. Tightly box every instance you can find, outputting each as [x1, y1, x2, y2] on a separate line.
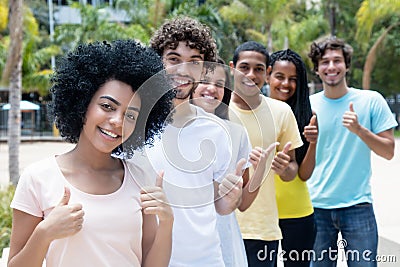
[139, 16, 245, 266]
[307, 36, 397, 266]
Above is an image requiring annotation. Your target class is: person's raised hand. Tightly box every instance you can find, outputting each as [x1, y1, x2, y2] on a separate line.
[40, 187, 84, 241]
[304, 115, 318, 144]
[140, 171, 173, 223]
[343, 102, 361, 134]
[249, 147, 264, 170]
[271, 142, 291, 176]
[218, 159, 245, 203]
[248, 142, 279, 192]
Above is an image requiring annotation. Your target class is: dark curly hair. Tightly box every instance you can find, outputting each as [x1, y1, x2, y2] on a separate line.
[270, 49, 312, 165]
[150, 16, 217, 63]
[48, 40, 174, 158]
[308, 36, 354, 72]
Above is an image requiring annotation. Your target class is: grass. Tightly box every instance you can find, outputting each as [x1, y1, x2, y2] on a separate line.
[395, 129, 400, 138]
[0, 185, 15, 258]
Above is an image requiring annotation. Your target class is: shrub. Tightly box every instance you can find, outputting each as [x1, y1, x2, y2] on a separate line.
[0, 185, 15, 258]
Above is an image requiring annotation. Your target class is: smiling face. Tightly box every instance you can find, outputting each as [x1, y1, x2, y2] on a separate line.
[317, 48, 348, 88]
[82, 80, 141, 154]
[192, 65, 226, 114]
[162, 41, 204, 100]
[230, 50, 269, 99]
[268, 60, 297, 102]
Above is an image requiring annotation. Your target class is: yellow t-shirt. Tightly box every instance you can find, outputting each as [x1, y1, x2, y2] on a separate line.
[275, 174, 314, 219]
[229, 96, 303, 241]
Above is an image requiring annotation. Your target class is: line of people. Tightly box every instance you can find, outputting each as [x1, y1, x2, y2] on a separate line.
[7, 15, 397, 267]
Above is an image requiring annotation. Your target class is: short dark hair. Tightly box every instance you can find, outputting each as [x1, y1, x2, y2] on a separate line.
[308, 36, 353, 72]
[270, 49, 312, 164]
[150, 16, 217, 63]
[232, 41, 270, 67]
[49, 40, 174, 158]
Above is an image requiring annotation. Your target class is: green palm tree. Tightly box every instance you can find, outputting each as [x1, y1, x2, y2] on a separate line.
[1, 2, 59, 184]
[219, 0, 295, 52]
[355, 0, 400, 89]
[21, 7, 60, 95]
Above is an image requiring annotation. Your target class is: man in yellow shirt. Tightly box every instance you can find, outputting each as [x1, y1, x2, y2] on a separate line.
[229, 41, 303, 267]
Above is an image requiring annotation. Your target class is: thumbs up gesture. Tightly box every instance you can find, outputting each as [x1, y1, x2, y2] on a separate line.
[140, 171, 173, 222]
[342, 102, 360, 134]
[41, 187, 85, 241]
[303, 114, 318, 144]
[248, 142, 279, 192]
[218, 158, 245, 205]
[271, 141, 292, 176]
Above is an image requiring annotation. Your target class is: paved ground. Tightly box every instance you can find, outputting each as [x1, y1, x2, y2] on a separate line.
[1, 139, 399, 266]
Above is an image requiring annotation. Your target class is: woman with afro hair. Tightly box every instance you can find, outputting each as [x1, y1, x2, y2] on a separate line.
[8, 40, 175, 267]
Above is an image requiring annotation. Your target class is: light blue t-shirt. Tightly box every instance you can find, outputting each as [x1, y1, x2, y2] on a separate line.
[308, 88, 398, 209]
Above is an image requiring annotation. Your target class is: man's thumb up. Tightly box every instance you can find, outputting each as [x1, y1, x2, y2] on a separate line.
[309, 114, 317, 127]
[58, 187, 70, 206]
[282, 141, 292, 155]
[349, 102, 354, 112]
[235, 158, 247, 177]
[155, 171, 165, 188]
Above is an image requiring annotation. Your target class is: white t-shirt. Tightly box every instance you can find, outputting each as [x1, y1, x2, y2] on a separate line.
[11, 157, 143, 267]
[138, 106, 232, 267]
[217, 120, 251, 267]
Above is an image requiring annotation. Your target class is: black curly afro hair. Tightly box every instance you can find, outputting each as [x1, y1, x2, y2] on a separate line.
[150, 16, 217, 63]
[49, 40, 174, 158]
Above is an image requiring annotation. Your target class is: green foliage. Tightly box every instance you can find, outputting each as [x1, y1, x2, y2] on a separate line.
[0, 2, 60, 95]
[0, 185, 15, 258]
[356, 0, 400, 49]
[55, 3, 150, 52]
[395, 129, 400, 138]
[369, 25, 400, 96]
[0, 37, 8, 75]
[115, 0, 150, 26]
[219, 1, 251, 24]
[0, 0, 7, 32]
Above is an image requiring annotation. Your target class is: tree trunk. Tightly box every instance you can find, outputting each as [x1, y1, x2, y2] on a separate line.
[362, 23, 399, 90]
[4, 0, 24, 185]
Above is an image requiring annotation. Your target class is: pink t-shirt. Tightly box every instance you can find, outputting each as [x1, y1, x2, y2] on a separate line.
[11, 156, 143, 267]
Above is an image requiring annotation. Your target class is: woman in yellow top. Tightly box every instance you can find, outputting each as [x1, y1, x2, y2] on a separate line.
[268, 49, 318, 267]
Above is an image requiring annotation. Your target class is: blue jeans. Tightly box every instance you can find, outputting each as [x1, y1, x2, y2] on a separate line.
[311, 203, 378, 267]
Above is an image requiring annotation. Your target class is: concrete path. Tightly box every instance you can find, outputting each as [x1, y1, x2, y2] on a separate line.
[1, 139, 399, 266]
[0, 141, 75, 187]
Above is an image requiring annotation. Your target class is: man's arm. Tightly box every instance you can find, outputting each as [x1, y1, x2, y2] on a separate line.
[343, 102, 395, 160]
